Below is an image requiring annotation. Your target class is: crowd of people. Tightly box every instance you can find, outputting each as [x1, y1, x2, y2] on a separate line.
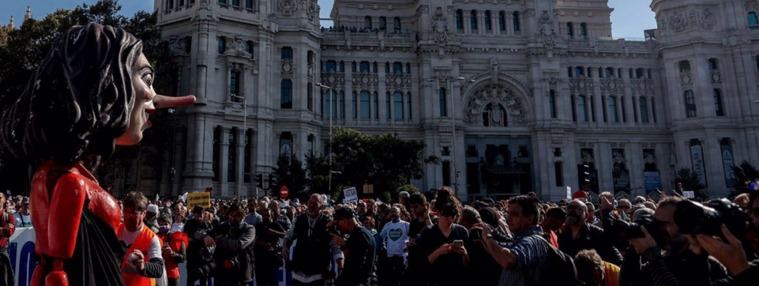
[5, 184, 759, 286]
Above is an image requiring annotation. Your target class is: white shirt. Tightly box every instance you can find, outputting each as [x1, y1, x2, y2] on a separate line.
[380, 219, 410, 257]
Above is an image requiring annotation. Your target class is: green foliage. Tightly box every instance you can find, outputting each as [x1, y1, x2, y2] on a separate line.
[307, 128, 426, 200]
[731, 161, 759, 192]
[273, 155, 308, 198]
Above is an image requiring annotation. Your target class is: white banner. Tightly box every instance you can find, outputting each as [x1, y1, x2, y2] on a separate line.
[8, 227, 36, 286]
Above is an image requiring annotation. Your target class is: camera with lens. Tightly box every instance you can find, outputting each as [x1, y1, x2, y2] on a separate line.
[609, 210, 662, 242]
[673, 199, 748, 238]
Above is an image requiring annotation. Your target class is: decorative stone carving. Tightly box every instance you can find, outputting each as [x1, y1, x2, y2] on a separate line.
[229, 37, 251, 58]
[385, 74, 412, 91]
[660, 7, 716, 32]
[538, 10, 555, 37]
[571, 78, 595, 93]
[432, 7, 449, 45]
[320, 73, 345, 88]
[168, 36, 188, 56]
[699, 9, 715, 30]
[279, 0, 297, 16]
[352, 74, 379, 90]
[680, 71, 692, 86]
[466, 84, 526, 124]
[281, 60, 294, 77]
[669, 9, 687, 32]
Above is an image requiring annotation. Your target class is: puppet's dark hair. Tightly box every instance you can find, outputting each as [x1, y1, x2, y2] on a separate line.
[0, 23, 143, 164]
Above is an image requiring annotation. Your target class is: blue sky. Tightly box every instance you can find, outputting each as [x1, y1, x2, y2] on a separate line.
[2, 0, 656, 39]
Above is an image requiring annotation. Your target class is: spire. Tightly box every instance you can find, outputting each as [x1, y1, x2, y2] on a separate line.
[8, 16, 13, 28]
[24, 6, 32, 21]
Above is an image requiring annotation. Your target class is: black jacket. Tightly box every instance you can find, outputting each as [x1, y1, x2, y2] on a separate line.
[335, 226, 376, 286]
[290, 214, 333, 276]
[211, 221, 256, 285]
[559, 224, 624, 266]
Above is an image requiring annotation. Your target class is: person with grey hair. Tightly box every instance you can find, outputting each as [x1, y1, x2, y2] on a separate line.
[285, 193, 334, 286]
[560, 199, 624, 266]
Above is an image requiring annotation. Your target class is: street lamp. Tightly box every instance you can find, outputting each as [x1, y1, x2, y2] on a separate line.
[450, 76, 473, 193]
[316, 83, 334, 194]
[230, 94, 247, 199]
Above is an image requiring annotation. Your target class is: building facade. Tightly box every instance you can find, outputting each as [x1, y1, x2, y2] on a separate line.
[152, 0, 759, 201]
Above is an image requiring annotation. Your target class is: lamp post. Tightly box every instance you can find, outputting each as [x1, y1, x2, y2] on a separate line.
[316, 83, 334, 194]
[231, 94, 247, 198]
[450, 76, 472, 194]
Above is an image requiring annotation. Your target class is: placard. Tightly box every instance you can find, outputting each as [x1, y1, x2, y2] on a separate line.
[187, 192, 211, 209]
[343, 187, 358, 204]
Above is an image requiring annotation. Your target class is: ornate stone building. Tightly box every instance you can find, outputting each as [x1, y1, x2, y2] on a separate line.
[152, 0, 759, 201]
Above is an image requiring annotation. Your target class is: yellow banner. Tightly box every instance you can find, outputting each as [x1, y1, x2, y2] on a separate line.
[187, 192, 211, 209]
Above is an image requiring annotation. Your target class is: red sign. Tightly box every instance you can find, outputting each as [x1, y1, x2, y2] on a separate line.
[279, 185, 289, 199]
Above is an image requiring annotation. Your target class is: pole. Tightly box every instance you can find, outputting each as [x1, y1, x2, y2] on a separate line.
[241, 96, 246, 199]
[316, 83, 334, 194]
[449, 79, 457, 192]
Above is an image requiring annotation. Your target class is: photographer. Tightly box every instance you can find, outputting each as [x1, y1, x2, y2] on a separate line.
[622, 198, 730, 286]
[183, 206, 215, 286]
[203, 202, 256, 286]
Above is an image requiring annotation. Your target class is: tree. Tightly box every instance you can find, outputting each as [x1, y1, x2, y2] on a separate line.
[731, 161, 759, 193]
[273, 155, 308, 199]
[306, 128, 427, 201]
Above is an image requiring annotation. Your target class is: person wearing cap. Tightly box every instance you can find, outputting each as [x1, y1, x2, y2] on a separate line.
[144, 204, 160, 234]
[14, 197, 32, 227]
[332, 207, 376, 286]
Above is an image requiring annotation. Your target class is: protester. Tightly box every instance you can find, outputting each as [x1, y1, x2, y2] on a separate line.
[477, 195, 552, 286]
[575, 249, 620, 286]
[13, 198, 31, 228]
[560, 199, 624, 266]
[145, 204, 161, 234]
[118, 192, 165, 286]
[331, 207, 376, 286]
[156, 213, 187, 286]
[415, 188, 469, 286]
[255, 202, 287, 286]
[286, 193, 334, 286]
[0, 193, 15, 286]
[378, 206, 410, 286]
[204, 202, 255, 286]
[184, 206, 216, 286]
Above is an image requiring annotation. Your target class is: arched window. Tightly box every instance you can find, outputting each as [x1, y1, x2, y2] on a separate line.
[578, 95, 589, 122]
[325, 60, 337, 73]
[360, 90, 371, 119]
[482, 103, 507, 127]
[714, 89, 725, 116]
[364, 16, 373, 29]
[605, 67, 615, 77]
[359, 61, 371, 73]
[281, 46, 293, 60]
[484, 11, 492, 31]
[580, 22, 588, 37]
[635, 68, 645, 79]
[394, 17, 402, 32]
[379, 16, 387, 31]
[608, 95, 619, 122]
[392, 62, 403, 75]
[575, 66, 585, 77]
[439, 87, 447, 117]
[470, 10, 479, 31]
[639, 97, 650, 123]
[513, 11, 521, 32]
[393, 91, 404, 121]
[456, 10, 464, 31]
[279, 132, 293, 157]
[229, 69, 241, 98]
[499, 11, 507, 32]
[567, 22, 574, 38]
[749, 11, 759, 26]
[280, 79, 293, 109]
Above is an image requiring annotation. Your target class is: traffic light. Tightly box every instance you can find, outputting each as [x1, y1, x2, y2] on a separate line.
[256, 174, 263, 188]
[578, 164, 598, 192]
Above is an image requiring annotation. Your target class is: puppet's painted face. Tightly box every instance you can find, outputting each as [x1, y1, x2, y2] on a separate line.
[115, 53, 155, 146]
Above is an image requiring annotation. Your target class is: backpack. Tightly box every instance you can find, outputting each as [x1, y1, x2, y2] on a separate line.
[533, 236, 579, 286]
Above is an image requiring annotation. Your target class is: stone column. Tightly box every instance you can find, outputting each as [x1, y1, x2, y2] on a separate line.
[219, 126, 229, 198]
[628, 143, 644, 196]
[597, 143, 613, 192]
[236, 127, 245, 197]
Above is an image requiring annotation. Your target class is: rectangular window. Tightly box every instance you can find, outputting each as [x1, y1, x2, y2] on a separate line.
[244, 130, 252, 182]
[352, 92, 358, 119]
[217, 36, 226, 54]
[325, 60, 337, 73]
[640, 97, 650, 123]
[513, 11, 521, 32]
[280, 79, 292, 109]
[499, 11, 506, 32]
[307, 83, 313, 111]
[394, 92, 404, 121]
[386, 92, 392, 120]
[684, 90, 697, 118]
[229, 70, 241, 98]
[549, 90, 557, 118]
[621, 96, 627, 122]
[442, 161, 451, 187]
[567, 22, 574, 38]
[360, 91, 371, 119]
[578, 95, 588, 122]
[471, 10, 479, 31]
[340, 91, 346, 119]
[245, 0, 253, 10]
[590, 95, 596, 122]
[393, 62, 403, 75]
[359, 61, 370, 73]
[632, 96, 639, 123]
[456, 10, 464, 31]
[281, 47, 293, 60]
[227, 129, 237, 182]
[714, 89, 725, 116]
[554, 161, 564, 187]
[231, 0, 240, 7]
[485, 11, 492, 31]
[602, 96, 608, 122]
[440, 87, 448, 117]
[651, 97, 657, 123]
[571, 95, 577, 122]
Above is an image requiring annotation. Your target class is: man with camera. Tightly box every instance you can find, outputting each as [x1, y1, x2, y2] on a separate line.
[203, 202, 256, 286]
[622, 197, 730, 286]
[184, 206, 216, 286]
[331, 207, 377, 286]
